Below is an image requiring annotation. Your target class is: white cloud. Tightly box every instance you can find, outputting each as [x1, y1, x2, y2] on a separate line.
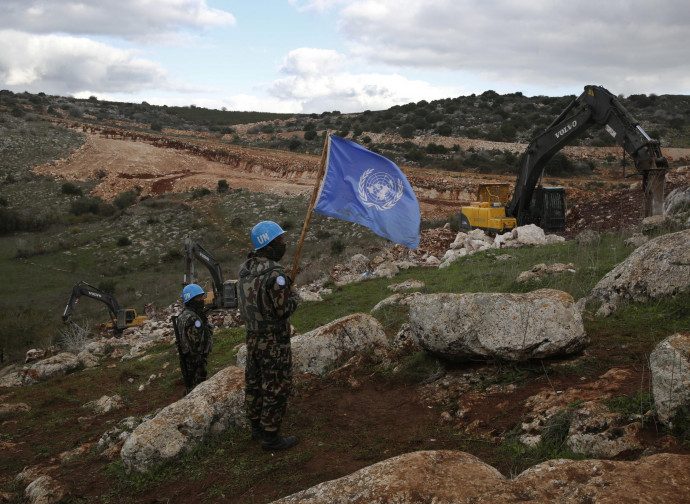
[0, 31, 169, 95]
[335, 0, 690, 95]
[0, 0, 235, 40]
[268, 48, 461, 113]
[279, 48, 347, 76]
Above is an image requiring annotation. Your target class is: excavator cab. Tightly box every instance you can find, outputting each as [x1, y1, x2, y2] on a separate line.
[529, 186, 566, 232]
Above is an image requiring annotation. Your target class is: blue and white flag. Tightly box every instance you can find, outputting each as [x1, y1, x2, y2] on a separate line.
[314, 134, 420, 249]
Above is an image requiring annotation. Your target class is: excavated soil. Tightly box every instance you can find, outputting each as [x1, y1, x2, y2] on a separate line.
[33, 127, 690, 227]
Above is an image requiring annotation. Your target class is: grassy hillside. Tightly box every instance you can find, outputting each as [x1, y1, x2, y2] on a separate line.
[1, 89, 690, 502]
[1, 227, 690, 503]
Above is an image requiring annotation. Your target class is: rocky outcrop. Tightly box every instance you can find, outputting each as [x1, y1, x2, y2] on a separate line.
[566, 401, 642, 457]
[236, 313, 389, 376]
[270, 450, 690, 504]
[270, 451, 504, 503]
[84, 394, 124, 414]
[664, 186, 690, 216]
[587, 229, 690, 316]
[0, 353, 79, 387]
[409, 289, 588, 362]
[650, 333, 690, 427]
[24, 475, 69, 504]
[120, 366, 245, 474]
[516, 262, 576, 283]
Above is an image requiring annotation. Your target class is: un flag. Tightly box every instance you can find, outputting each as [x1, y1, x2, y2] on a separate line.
[314, 134, 420, 249]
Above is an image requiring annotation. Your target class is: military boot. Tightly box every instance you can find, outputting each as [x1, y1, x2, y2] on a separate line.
[250, 419, 263, 441]
[261, 431, 298, 451]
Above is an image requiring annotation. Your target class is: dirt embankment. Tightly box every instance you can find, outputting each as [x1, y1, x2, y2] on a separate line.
[33, 122, 690, 223]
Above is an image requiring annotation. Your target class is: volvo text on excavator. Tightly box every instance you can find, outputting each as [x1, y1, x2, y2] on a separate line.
[62, 280, 148, 331]
[183, 236, 238, 310]
[459, 85, 668, 233]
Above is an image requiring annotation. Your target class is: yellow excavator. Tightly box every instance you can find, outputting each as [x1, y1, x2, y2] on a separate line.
[459, 84, 668, 233]
[62, 280, 147, 331]
[458, 183, 518, 233]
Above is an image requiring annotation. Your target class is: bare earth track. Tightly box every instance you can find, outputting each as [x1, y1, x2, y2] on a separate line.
[34, 126, 690, 230]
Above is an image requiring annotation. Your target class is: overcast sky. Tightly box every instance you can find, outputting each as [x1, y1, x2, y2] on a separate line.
[1, 0, 688, 114]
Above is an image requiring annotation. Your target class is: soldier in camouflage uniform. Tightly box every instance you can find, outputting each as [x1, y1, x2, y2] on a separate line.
[175, 284, 214, 396]
[238, 221, 300, 451]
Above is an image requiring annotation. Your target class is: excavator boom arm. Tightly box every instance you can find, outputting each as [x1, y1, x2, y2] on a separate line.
[183, 237, 224, 299]
[508, 85, 668, 224]
[62, 281, 121, 326]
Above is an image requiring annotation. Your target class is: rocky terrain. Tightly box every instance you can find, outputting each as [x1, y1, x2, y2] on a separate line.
[2, 99, 690, 503]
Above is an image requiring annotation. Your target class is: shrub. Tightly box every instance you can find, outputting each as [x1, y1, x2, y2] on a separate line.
[61, 182, 83, 196]
[217, 179, 229, 193]
[330, 239, 345, 255]
[116, 236, 132, 247]
[304, 130, 317, 141]
[58, 321, 92, 354]
[399, 124, 415, 139]
[114, 190, 137, 210]
[70, 197, 115, 216]
[150, 122, 163, 132]
[289, 139, 302, 151]
[191, 187, 212, 199]
[97, 279, 117, 294]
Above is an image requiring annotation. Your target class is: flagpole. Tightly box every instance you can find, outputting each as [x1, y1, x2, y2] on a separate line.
[290, 132, 331, 282]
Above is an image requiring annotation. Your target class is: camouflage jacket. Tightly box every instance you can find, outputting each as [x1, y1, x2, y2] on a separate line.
[176, 307, 213, 355]
[237, 256, 300, 333]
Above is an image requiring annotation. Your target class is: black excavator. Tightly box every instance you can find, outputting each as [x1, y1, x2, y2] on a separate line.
[183, 236, 238, 310]
[62, 280, 147, 331]
[460, 84, 669, 233]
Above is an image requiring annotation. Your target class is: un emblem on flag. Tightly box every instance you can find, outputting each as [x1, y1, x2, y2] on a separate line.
[358, 169, 404, 211]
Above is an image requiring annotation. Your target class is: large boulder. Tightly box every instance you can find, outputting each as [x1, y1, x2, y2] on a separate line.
[588, 229, 690, 315]
[0, 353, 79, 387]
[664, 186, 690, 216]
[24, 475, 69, 504]
[269, 450, 505, 503]
[650, 333, 690, 427]
[409, 289, 587, 362]
[120, 366, 245, 474]
[236, 313, 388, 376]
[269, 450, 690, 504]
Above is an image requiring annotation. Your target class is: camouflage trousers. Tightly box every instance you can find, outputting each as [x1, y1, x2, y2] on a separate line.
[180, 352, 208, 394]
[244, 329, 293, 433]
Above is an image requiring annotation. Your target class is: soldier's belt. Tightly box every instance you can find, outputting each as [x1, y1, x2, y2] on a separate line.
[244, 320, 290, 333]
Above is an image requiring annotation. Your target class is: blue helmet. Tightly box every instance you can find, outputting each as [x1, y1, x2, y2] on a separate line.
[182, 284, 205, 303]
[251, 221, 286, 250]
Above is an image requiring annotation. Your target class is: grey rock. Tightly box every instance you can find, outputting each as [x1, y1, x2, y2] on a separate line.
[409, 289, 587, 362]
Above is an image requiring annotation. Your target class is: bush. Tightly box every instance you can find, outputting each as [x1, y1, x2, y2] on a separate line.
[58, 321, 92, 354]
[191, 187, 212, 199]
[217, 179, 229, 193]
[304, 130, 317, 141]
[116, 236, 132, 247]
[289, 139, 302, 151]
[70, 197, 115, 216]
[114, 190, 137, 210]
[330, 239, 345, 255]
[61, 182, 83, 196]
[0, 207, 53, 234]
[150, 122, 163, 132]
[97, 279, 117, 294]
